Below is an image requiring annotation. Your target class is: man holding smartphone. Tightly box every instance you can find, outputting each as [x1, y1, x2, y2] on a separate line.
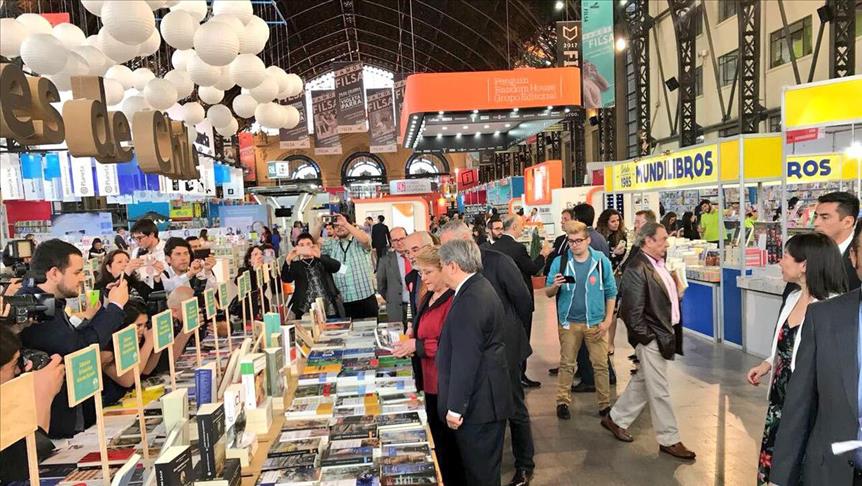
[161, 237, 217, 295]
[544, 221, 617, 420]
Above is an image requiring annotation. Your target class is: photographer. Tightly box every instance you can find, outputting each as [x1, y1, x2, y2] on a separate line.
[145, 286, 203, 377]
[281, 234, 343, 320]
[17, 239, 129, 438]
[130, 219, 166, 288]
[162, 237, 217, 295]
[0, 325, 66, 483]
[95, 249, 164, 303]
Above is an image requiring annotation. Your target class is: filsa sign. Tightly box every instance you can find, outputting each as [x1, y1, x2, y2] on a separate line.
[0, 64, 199, 180]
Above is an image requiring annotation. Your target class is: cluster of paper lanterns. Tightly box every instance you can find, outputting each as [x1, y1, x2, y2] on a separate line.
[0, 0, 304, 138]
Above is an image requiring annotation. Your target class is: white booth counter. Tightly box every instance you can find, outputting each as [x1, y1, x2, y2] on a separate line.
[737, 267, 785, 359]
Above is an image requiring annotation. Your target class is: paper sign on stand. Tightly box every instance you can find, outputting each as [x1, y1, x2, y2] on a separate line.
[238, 272, 251, 336]
[111, 325, 149, 459]
[217, 282, 233, 349]
[65, 344, 110, 485]
[0, 373, 40, 485]
[181, 297, 202, 367]
[262, 313, 281, 349]
[256, 265, 266, 315]
[152, 309, 177, 391]
[203, 288, 221, 376]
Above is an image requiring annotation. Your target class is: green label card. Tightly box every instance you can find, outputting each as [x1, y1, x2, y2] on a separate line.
[152, 310, 174, 352]
[112, 325, 139, 375]
[263, 312, 281, 348]
[218, 282, 229, 309]
[65, 344, 102, 407]
[182, 297, 200, 333]
[203, 288, 217, 319]
[239, 272, 251, 298]
[256, 265, 264, 289]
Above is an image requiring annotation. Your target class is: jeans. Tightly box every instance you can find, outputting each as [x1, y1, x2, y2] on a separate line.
[556, 324, 610, 408]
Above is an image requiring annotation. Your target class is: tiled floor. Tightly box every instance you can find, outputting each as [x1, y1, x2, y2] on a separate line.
[500, 293, 766, 486]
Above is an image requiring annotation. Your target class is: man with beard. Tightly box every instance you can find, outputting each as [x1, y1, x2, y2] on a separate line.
[18, 239, 129, 438]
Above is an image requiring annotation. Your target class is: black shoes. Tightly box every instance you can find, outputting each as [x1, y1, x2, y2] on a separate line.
[548, 367, 559, 376]
[509, 469, 533, 486]
[599, 406, 611, 417]
[521, 376, 541, 388]
[556, 403, 571, 420]
[571, 382, 596, 393]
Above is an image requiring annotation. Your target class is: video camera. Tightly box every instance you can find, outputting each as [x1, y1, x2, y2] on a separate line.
[1, 239, 35, 284]
[0, 293, 55, 330]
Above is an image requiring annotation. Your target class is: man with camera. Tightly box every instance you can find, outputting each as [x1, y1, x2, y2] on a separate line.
[130, 218, 167, 288]
[161, 237, 217, 295]
[16, 239, 129, 438]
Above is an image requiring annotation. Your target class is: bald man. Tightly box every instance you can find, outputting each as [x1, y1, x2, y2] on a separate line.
[377, 227, 412, 324]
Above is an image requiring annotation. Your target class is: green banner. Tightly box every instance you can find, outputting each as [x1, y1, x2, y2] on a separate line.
[204, 288, 217, 320]
[582, 0, 615, 108]
[112, 325, 139, 375]
[182, 298, 200, 333]
[153, 310, 174, 352]
[66, 344, 102, 406]
[263, 312, 281, 348]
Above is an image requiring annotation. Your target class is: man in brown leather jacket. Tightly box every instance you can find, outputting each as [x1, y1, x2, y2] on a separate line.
[600, 222, 696, 460]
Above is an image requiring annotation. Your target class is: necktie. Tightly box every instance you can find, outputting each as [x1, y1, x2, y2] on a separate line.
[403, 255, 412, 275]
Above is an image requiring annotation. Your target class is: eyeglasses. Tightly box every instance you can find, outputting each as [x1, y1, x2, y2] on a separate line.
[391, 237, 406, 244]
[567, 237, 589, 245]
[132, 234, 147, 242]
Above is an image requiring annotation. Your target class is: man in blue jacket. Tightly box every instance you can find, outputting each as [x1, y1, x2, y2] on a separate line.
[545, 220, 617, 420]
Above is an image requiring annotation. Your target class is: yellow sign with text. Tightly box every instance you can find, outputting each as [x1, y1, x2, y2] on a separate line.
[785, 153, 860, 184]
[605, 144, 718, 192]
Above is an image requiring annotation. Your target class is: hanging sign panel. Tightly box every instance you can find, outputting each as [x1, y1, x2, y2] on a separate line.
[605, 144, 718, 192]
[279, 94, 310, 149]
[334, 63, 367, 133]
[313, 90, 342, 155]
[20, 152, 45, 201]
[582, 0, 615, 108]
[556, 21, 582, 69]
[785, 153, 860, 184]
[394, 76, 407, 144]
[70, 156, 95, 197]
[0, 153, 24, 200]
[368, 88, 397, 153]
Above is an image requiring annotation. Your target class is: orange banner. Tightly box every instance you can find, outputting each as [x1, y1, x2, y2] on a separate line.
[400, 67, 582, 139]
[524, 159, 563, 206]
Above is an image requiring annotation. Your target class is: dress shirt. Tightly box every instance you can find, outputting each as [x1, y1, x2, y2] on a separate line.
[644, 252, 680, 325]
[839, 233, 854, 256]
[131, 240, 166, 288]
[162, 265, 217, 293]
[448, 271, 477, 422]
[397, 253, 410, 303]
[856, 302, 862, 468]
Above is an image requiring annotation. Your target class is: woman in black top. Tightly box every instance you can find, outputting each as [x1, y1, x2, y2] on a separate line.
[232, 245, 279, 321]
[102, 302, 158, 406]
[95, 249, 164, 303]
[88, 238, 107, 260]
[281, 233, 343, 320]
[596, 209, 628, 271]
[661, 212, 682, 237]
[681, 211, 700, 240]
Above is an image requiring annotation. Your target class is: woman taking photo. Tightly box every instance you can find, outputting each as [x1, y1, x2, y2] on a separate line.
[231, 245, 278, 322]
[95, 249, 164, 302]
[596, 208, 627, 355]
[392, 247, 465, 485]
[681, 211, 700, 240]
[661, 212, 682, 237]
[281, 233, 343, 320]
[745, 232, 847, 485]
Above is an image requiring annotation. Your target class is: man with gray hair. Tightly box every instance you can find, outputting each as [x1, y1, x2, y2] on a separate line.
[376, 227, 411, 324]
[440, 221, 536, 486]
[437, 238, 513, 486]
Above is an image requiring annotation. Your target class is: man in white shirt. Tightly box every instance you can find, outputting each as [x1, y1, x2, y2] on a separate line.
[377, 227, 411, 324]
[161, 237, 217, 295]
[813, 191, 860, 290]
[130, 219, 166, 288]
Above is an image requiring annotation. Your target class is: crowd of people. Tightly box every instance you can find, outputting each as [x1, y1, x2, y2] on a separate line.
[3, 190, 862, 485]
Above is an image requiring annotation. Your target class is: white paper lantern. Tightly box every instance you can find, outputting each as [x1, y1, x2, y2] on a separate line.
[187, 52, 220, 87]
[170, 0, 208, 23]
[144, 78, 178, 111]
[102, 1, 156, 46]
[164, 69, 193, 99]
[182, 102, 205, 125]
[282, 105, 300, 129]
[284, 73, 304, 98]
[83, 34, 99, 47]
[81, 0, 104, 17]
[146, 0, 167, 10]
[198, 85, 224, 105]
[212, 67, 235, 91]
[195, 118, 212, 134]
[45, 74, 72, 92]
[99, 28, 139, 63]
[207, 104, 233, 129]
[105, 65, 135, 90]
[0, 19, 28, 58]
[266, 66, 289, 98]
[255, 102, 285, 129]
[103, 78, 125, 106]
[52, 23, 86, 49]
[16, 13, 52, 35]
[208, 14, 245, 35]
[250, 76, 278, 103]
[229, 54, 265, 89]
[171, 49, 194, 71]
[133, 68, 155, 91]
[216, 117, 238, 138]
[238, 15, 268, 55]
[166, 103, 184, 121]
[193, 21, 239, 67]
[138, 29, 162, 57]
[74, 46, 110, 76]
[160, 9, 197, 50]
[212, 0, 254, 24]
[20, 34, 69, 75]
[62, 51, 90, 78]
[122, 95, 152, 123]
[232, 93, 257, 118]
[164, 0, 181, 8]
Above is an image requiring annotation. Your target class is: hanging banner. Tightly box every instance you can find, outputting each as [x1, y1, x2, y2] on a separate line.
[42, 152, 63, 202]
[279, 95, 310, 149]
[199, 157, 216, 197]
[94, 161, 120, 197]
[367, 88, 397, 153]
[20, 153, 45, 201]
[71, 156, 95, 197]
[582, 0, 615, 108]
[556, 21, 582, 69]
[0, 154, 24, 201]
[58, 152, 78, 202]
[394, 76, 407, 144]
[224, 167, 245, 200]
[334, 63, 367, 133]
[312, 90, 342, 155]
[237, 132, 257, 182]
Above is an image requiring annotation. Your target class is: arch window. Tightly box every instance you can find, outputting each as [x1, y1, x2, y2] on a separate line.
[405, 152, 450, 179]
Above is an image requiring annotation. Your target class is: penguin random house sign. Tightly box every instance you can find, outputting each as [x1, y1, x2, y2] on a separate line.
[0, 64, 199, 180]
[389, 178, 434, 195]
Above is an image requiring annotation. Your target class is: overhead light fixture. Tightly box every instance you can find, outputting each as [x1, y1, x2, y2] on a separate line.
[615, 37, 627, 51]
[504, 123, 511, 128]
[441, 126, 448, 130]
[472, 109, 479, 114]
[474, 132, 481, 137]
[555, 0, 564, 10]
[437, 133, 442, 139]
[512, 108, 519, 113]
[564, 108, 571, 113]
[483, 124, 490, 129]
[462, 125, 469, 129]
[456, 133, 462, 137]
[494, 131, 500, 136]
[845, 141, 862, 159]
[547, 105, 553, 110]
[438, 111, 444, 115]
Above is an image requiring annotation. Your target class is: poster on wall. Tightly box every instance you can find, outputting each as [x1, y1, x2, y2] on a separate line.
[581, 0, 615, 108]
[334, 63, 367, 133]
[367, 88, 397, 153]
[238, 132, 257, 182]
[279, 95, 310, 149]
[393, 76, 407, 144]
[312, 90, 342, 155]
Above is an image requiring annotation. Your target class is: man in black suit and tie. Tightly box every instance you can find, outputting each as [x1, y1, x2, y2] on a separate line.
[371, 215, 390, 268]
[437, 239, 513, 486]
[771, 224, 862, 486]
[440, 221, 536, 486]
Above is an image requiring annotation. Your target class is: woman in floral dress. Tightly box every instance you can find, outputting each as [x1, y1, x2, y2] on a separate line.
[746, 233, 847, 485]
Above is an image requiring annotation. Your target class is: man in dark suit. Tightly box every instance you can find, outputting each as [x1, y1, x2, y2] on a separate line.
[437, 239, 513, 486]
[492, 214, 552, 387]
[376, 227, 410, 324]
[770, 226, 862, 486]
[440, 222, 536, 486]
[371, 215, 390, 267]
[17, 239, 129, 438]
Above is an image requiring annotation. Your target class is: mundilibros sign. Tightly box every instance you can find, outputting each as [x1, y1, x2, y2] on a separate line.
[606, 144, 718, 192]
[0, 63, 199, 180]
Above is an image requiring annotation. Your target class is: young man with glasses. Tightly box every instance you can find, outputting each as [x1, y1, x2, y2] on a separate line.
[130, 218, 166, 288]
[545, 220, 617, 420]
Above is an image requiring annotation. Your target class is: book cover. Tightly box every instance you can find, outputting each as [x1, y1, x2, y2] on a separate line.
[257, 466, 320, 486]
[154, 445, 194, 486]
[296, 372, 338, 386]
[260, 453, 317, 471]
[196, 403, 227, 479]
[319, 465, 377, 485]
[192, 458, 241, 486]
[222, 384, 244, 449]
[281, 417, 331, 431]
[278, 428, 329, 442]
[77, 448, 136, 467]
[239, 354, 266, 410]
[264, 347, 284, 398]
[376, 412, 423, 430]
[379, 427, 427, 446]
[194, 363, 217, 406]
[380, 462, 436, 477]
[110, 454, 142, 486]
[379, 474, 437, 486]
[266, 438, 322, 457]
[329, 422, 377, 441]
[58, 467, 121, 486]
[320, 446, 374, 467]
[293, 383, 336, 399]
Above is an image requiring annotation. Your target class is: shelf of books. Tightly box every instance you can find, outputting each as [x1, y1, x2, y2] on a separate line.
[29, 307, 441, 486]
